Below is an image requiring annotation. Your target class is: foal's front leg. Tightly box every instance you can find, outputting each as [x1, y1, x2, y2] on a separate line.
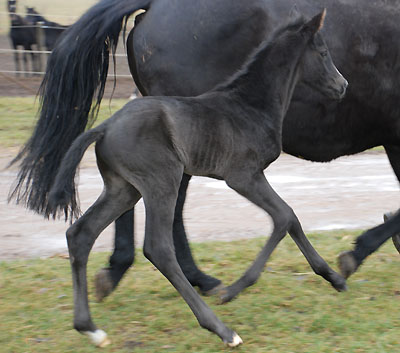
[140, 180, 242, 347]
[172, 174, 223, 295]
[220, 172, 346, 303]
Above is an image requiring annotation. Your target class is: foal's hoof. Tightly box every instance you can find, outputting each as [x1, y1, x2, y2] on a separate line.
[225, 332, 243, 347]
[218, 287, 236, 304]
[338, 251, 358, 279]
[331, 273, 347, 292]
[94, 268, 114, 302]
[84, 329, 111, 347]
[200, 283, 225, 297]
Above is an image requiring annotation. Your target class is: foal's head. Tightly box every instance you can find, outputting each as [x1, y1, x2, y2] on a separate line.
[294, 9, 348, 99]
[25, 7, 44, 24]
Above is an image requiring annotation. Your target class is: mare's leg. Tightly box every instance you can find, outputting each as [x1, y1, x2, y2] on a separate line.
[68, 179, 141, 347]
[94, 209, 135, 301]
[383, 145, 400, 252]
[220, 172, 346, 303]
[96, 173, 222, 301]
[173, 173, 223, 295]
[338, 144, 400, 278]
[338, 212, 400, 278]
[140, 174, 242, 346]
[385, 211, 400, 253]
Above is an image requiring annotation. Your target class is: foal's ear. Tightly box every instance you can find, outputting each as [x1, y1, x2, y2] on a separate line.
[301, 9, 326, 37]
[289, 4, 301, 21]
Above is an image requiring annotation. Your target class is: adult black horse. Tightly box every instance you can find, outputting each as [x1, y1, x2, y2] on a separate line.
[25, 7, 68, 51]
[7, 0, 39, 76]
[10, 0, 400, 300]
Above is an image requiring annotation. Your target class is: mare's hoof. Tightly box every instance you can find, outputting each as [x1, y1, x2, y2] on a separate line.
[84, 329, 111, 347]
[392, 234, 400, 254]
[383, 212, 400, 254]
[200, 283, 225, 297]
[225, 332, 243, 347]
[338, 251, 357, 279]
[94, 268, 114, 302]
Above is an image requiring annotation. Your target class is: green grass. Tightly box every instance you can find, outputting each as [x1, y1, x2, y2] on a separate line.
[1, 231, 399, 353]
[0, 96, 128, 147]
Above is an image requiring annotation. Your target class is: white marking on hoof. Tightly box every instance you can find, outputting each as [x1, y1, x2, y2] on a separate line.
[226, 332, 243, 347]
[84, 329, 111, 347]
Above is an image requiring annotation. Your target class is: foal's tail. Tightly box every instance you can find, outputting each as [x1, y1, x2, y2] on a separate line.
[9, 0, 152, 217]
[48, 127, 105, 220]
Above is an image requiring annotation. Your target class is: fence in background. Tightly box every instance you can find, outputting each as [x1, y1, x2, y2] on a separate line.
[1, 10, 135, 77]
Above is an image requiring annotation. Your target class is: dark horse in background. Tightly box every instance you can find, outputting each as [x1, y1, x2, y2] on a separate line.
[10, 0, 400, 300]
[47, 11, 345, 346]
[25, 7, 68, 51]
[7, 0, 39, 76]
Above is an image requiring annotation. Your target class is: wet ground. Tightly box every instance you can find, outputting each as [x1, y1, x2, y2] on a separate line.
[1, 149, 398, 260]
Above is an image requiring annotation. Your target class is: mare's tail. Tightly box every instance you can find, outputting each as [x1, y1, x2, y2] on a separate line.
[47, 128, 105, 220]
[9, 0, 152, 217]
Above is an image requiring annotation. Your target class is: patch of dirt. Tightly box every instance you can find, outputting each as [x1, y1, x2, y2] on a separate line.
[1, 150, 398, 260]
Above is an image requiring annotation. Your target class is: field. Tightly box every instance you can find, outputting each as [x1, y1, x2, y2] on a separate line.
[1, 233, 399, 353]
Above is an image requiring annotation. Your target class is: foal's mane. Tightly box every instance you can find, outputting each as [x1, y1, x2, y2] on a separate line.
[213, 15, 307, 93]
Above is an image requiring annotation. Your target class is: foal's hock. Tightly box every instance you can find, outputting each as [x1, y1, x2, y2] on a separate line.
[48, 10, 347, 347]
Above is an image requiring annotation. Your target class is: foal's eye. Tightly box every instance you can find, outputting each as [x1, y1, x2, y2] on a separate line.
[320, 50, 328, 58]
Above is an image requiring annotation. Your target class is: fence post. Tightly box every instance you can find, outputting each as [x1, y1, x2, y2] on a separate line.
[36, 21, 46, 73]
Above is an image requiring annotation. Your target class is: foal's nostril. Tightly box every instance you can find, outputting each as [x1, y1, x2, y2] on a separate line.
[340, 79, 348, 97]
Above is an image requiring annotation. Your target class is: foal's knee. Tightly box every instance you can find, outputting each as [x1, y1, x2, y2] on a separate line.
[143, 242, 175, 270]
[274, 207, 296, 234]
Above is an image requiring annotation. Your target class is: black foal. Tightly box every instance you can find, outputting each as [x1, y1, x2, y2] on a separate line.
[48, 11, 347, 347]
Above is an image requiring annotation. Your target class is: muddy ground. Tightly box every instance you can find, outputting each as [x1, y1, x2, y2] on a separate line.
[1, 150, 398, 260]
[1, 35, 399, 261]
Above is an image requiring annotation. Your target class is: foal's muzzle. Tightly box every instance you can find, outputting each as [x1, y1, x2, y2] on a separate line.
[337, 78, 348, 99]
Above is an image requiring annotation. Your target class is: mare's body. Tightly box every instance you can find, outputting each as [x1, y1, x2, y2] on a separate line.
[47, 12, 346, 347]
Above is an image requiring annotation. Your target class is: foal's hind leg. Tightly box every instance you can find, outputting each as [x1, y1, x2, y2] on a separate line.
[220, 172, 346, 303]
[67, 182, 140, 347]
[140, 177, 241, 346]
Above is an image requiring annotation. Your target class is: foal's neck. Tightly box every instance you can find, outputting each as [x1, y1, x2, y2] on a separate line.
[217, 29, 307, 118]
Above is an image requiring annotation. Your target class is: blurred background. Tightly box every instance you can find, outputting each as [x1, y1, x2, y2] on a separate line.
[1, 0, 135, 98]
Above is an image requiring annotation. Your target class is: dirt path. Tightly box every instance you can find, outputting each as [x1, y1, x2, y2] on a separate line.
[1, 149, 398, 260]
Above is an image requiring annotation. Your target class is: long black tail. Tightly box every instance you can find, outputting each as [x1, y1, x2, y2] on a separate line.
[47, 127, 105, 220]
[9, 0, 152, 216]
